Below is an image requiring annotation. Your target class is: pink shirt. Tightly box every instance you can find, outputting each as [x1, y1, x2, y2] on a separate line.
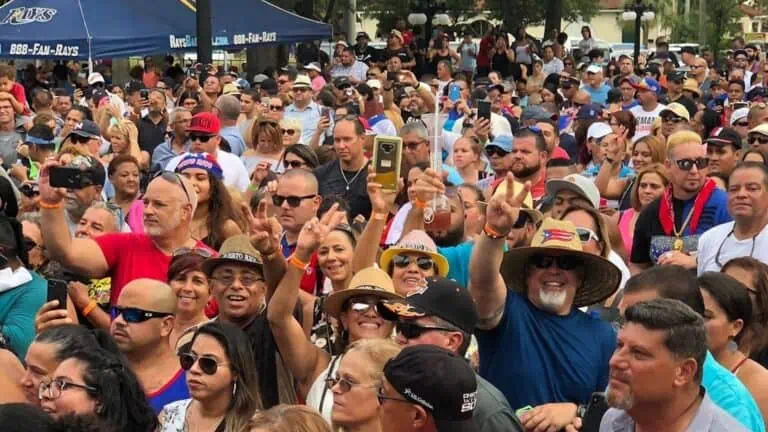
[312, 75, 327, 93]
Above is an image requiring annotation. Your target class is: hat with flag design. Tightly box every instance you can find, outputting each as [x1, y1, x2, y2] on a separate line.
[500, 218, 621, 308]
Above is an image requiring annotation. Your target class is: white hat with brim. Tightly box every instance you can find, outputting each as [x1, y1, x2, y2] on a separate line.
[379, 230, 449, 277]
[323, 267, 403, 319]
[293, 74, 312, 89]
[500, 218, 621, 308]
[545, 174, 600, 210]
[749, 123, 768, 136]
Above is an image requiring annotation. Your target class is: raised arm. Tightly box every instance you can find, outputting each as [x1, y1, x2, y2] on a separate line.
[245, 200, 287, 300]
[352, 170, 401, 272]
[38, 162, 109, 278]
[594, 131, 630, 199]
[469, 174, 529, 330]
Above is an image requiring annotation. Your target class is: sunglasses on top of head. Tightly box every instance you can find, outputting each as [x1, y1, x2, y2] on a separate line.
[673, 157, 709, 171]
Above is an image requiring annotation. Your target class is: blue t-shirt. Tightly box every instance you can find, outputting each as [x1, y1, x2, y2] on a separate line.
[703, 352, 765, 432]
[476, 292, 615, 410]
[438, 242, 473, 288]
[582, 84, 612, 106]
[148, 369, 190, 413]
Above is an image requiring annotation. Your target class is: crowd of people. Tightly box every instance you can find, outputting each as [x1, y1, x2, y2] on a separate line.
[1, 20, 768, 432]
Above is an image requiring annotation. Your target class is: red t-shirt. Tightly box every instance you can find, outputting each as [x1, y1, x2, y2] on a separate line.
[10, 82, 30, 115]
[95, 233, 212, 305]
[478, 36, 494, 68]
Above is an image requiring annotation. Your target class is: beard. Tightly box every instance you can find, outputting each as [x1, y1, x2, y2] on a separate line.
[512, 161, 541, 179]
[430, 222, 465, 247]
[538, 289, 567, 312]
[606, 383, 635, 410]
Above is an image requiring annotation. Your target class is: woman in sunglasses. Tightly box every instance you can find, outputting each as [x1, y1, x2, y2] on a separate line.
[279, 118, 303, 148]
[243, 119, 285, 178]
[281, 144, 319, 172]
[266, 205, 401, 421]
[159, 321, 262, 432]
[175, 153, 246, 251]
[167, 250, 213, 349]
[40, 337, 158, 431]
[104, 119, 149, 171]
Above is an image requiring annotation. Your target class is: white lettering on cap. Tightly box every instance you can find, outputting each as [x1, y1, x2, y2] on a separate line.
[404, 388, 434, 411]
[461, 392, 477, 413]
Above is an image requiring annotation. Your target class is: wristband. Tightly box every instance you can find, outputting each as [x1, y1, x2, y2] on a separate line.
[39, 200, 63, 209]
[372, 212, 388, 221]
[288, 254, 309, 270]
[82, 300, 98, 317]
[483, 223, 508, 240]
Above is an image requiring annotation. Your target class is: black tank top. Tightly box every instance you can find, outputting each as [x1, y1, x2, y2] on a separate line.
[491, 52, 511, 77]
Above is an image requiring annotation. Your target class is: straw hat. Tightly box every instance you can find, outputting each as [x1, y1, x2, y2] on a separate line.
[202, 235, 263, 276]
[499, 218, 621, 308]
[379, 230, 449, 277]
[324, 267, 403, 319]
[682, 79, 702, 97]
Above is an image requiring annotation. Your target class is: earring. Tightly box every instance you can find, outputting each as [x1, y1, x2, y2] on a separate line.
[232, 381, 238, 396]
[727, 338, 739, 353]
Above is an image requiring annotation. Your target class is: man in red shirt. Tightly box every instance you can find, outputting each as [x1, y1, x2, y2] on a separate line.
[38, 162, 211, 305]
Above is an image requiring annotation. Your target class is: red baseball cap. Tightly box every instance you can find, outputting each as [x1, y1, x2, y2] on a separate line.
[186, 112, 221, 135]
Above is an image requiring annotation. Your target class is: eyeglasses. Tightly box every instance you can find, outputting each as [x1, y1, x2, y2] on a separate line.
[39, 378, 96, 401]
[734, 121, 750, 127]
[283, 159, 305, 169]
[485, 147, 509, 158]
[188, 133, 214, 142]
[179, 352, 230, 375]
[151, 171, 191, 204]
[396, 320, 455, 339]
[110, 306, 173, 323]
[70, 135, 92, 144]
[661, 115, 686, 124]
[210, 272, 265, 287]
[392, 254, 435, 270]
[575, 227, 600, 243]
[403, 141, 425, 151]
[173, 247, 213, 258]
[377, 388, 413, 405]
[528, 253, 583, 271]
[281, 128, 296, 136]
[673, 157, 709, 171]
[268, 105, 283, 112]
[272, 194, 316, 208]
[748, 134, 768, 145]
[326, 376, 376, 393]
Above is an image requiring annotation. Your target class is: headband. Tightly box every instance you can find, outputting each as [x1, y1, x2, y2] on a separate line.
[175, 153, 224, 180]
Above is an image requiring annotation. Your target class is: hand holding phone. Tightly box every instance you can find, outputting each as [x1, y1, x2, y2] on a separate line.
[47, 279, 68, 310]
[372, 136, 403, 191]
[477, 100, 491, 122]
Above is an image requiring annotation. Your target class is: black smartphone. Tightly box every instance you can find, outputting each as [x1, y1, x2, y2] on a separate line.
[731, 102, 750, 111]
[387, 71, 398, 83]
[140, 89, 149, 100]
[320, 106, 330, 120]
[477, 100, 491, 122]
[92, 88, 108, 107]
[581, 392, 609, 432]
[49, 166, 93, 190]
[372, 136, 403, 191]
[47, 279, 68, 310]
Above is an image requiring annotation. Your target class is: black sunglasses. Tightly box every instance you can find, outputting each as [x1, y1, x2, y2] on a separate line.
[151, 171, 191, 204]
[268, 105, 283, 112]
[188, 133, 214, 142]
[396, 321, 455, 339]
[485, 147, 509, 158]
[179, 352, 228, 375]
[528, 254, 583, 271]
[392, 254, 434, 270]
[748, 135, 768, 145]
[281, 128, 296, 136]
[110, 306, 173, 323]
[283, 159, 305, 169]
[259, 119, 279, 127]
[673, 157, 709, 171]
[272, 194, 316, 208]
[661, 115, 686, 124]
[70, 135, 92, 144]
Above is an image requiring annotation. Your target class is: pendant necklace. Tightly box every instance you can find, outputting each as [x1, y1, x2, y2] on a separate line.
[339, 160, 367, 191]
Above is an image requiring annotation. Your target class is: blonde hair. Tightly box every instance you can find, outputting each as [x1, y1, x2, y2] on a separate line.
[280, 118, 303, 137]
[666, 130, 702, 158]
[249, 405, 331, 432]
[107, 119, 141, 160]
[633, 135, 667, 164]
[630, 163, 669, 211]
[344, 338, 402, 382]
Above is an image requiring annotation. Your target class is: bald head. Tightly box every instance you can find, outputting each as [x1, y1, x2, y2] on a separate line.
[280, 166, 319, 194]
[573, 90, 591, 105]
[119, 278, 177, 314]
[148, 172, 198, 212]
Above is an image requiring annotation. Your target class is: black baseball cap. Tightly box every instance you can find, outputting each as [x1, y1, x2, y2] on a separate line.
[706, 127, 742, 149]
[381, 276, 478, 333]
[667, 70, 686, 83]
[680, 46, 697, 55]
[384, 345, 478, 432]
[260, 78, 278, 96]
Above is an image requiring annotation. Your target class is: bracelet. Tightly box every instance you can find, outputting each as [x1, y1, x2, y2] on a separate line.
[39, 200, 63, 209]
[82, 300, 98, 317]
[288, 254, 309, 270]
[413, 198, 427, 209]
[483, 223, 508, 240]
[372, 212, 388, 221]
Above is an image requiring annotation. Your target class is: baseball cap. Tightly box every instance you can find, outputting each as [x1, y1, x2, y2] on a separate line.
[293, 74, 312, 89]
[659, 102, 691, 121]
[575, 104, 603, 121]
[186, 112, 221, 135]
[730, 107, 749, 126]
[304, 62, 322, 73]
[706, 127, 742, 149]
[367, 79, 382, 90]
[87, 72, 105, 86]
[334, 76, 352, 89]
[260, 78, 278, 95]
[667, 70, 686, 83]
[586, 64, 602, 74]
[749, 123, 768, 137]
[252, 73, 269, 84]
[384, 345, 478, 432]
[335, 40, 349, 48]
[381, 276, 478, 333]
[632, 77, 661, 94]
[485, 135, 513, 153]
[25, 124, 55, 146]
[545, 174, 601, 209]
[521, 105, 555, 123]
[586, 122, 612, 141]
[66, 155, 106, 188]
[66, 120, 101, 140]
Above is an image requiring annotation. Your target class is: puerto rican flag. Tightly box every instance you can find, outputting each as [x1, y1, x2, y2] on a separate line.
[542, 229, 574, 243]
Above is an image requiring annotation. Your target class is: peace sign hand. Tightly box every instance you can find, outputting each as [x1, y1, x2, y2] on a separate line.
[246, 200, 282, 257]
[485, 173, 531, 235]
[295, 203, 347, 261]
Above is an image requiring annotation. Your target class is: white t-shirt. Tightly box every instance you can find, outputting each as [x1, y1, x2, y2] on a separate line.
[306, 355, 341, 423]
[629, 103, 666, 139]
[165, 150, 250, 192]
[697, 221, 768, 274]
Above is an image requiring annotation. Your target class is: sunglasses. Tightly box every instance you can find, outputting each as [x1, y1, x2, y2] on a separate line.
[661, 115, 685, 124]
[179, 352, 229, 375]
[188, 133, 214, 142]
[281, 128, 296, 136]
[173, 247, 213, 258]
[24, 237, 41, 252]
[528, 253, 583, 271]
[734, 121, 750, 127]
[268, 105, 283, 112]
[272, 194, 316, 208]
[748, 135, 768, 145]
[396, 321, 455, 339]
[283, 159, 305, 169]
[70, 135, 92, 144]
[673, 157, 709, 171]
[576, 227, 600, 243]
[325, 376, 376, 393]
[485, 147, 509, 158]
[392, 254, 434, 270]
[346, 301, 383, 315]
[404, 141, 425, 151]
[259, 119, 279, 127]
[110, 306, 173, 323]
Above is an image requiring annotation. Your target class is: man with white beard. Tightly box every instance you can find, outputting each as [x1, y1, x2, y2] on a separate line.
[468, 175, 622, 432]
[601, 299, 747, 432]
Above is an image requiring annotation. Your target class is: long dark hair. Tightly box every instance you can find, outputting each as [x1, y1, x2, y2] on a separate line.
[204, 174, 247, 250]
[699, 272, 754, 345]
[722, 257, 768, 352]
[189, 322, 263, 432]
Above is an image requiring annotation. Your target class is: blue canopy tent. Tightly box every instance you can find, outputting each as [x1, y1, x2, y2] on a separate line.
[0, 0, 187, 62]
[165, 0, 332, 51]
